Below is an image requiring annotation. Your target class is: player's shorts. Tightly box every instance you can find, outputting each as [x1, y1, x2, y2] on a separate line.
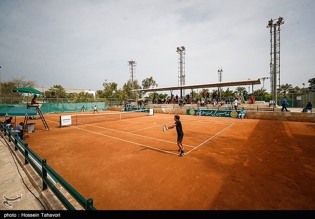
[177, 133, 184, 142]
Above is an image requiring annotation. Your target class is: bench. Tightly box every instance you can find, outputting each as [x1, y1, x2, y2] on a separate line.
[258, 107, 275, 112]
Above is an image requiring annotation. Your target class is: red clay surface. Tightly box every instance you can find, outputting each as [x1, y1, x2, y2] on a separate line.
[18, 111, 315, 210]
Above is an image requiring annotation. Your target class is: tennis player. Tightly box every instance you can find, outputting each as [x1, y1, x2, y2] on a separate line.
[93, 105, 99, 114]
[168, 115, 185, 157]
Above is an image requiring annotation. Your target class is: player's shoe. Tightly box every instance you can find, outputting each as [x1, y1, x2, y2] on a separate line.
[179, 152, 185, 157]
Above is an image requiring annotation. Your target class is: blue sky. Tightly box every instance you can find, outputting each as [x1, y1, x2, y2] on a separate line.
[0, 0, 314, 94]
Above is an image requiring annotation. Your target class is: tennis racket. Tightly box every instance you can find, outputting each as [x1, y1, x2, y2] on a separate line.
[162, 124, 168, 132]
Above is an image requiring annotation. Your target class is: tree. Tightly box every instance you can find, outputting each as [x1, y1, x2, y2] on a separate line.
[11, 76, 36, 88]
[101, 81, 118, 98]
[142, 77, 158, 89]
[115, 89, 128, 105]
[1, 77, 37, 97]
[44, 85, 67, 99]
[278, 83, 293, 95]
[123, 79, 141, 100]
[308, 78, 315, 92]
[95, 90, 104, 98]
[221, 88, 234, 100]
[252, 88, 268, 101]
[235, 86, 247, 96]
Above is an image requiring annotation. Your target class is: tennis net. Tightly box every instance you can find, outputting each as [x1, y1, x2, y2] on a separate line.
[60, 109, 152, 126]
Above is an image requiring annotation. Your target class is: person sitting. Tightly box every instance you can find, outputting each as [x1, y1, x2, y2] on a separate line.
[196, 108, 201, 116]
[269, 100, 275, 107]
[15, 122, 25, 140]
[5, 117, 13, 124]
[31, 94, 42, 108]
[238, 107, 246, 119]
[305, 102, 313, 113]
[225, 103, 231, 110]
[6, 120, 15, 129]
[81, 105, 85, 112]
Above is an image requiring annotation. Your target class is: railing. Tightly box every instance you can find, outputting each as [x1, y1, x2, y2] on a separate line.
[0, 123, 97, 210]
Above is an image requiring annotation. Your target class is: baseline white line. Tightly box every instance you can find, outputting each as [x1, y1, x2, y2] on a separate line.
[184, 122, 235, 155]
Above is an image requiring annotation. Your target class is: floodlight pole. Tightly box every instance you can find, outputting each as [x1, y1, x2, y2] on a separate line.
[128, 60, 137, 99]
[0, 66, 1, 104]
[218, 68, 223, 101]
[267, 16, 284, 107]
[176, 46, 186, 98]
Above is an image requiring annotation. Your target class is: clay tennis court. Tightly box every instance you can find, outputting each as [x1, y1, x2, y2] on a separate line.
[19, 110, 315, 210]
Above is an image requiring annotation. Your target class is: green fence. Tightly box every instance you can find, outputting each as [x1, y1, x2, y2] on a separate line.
[0, 123, 97, 210]
[0, 102, 107, 114]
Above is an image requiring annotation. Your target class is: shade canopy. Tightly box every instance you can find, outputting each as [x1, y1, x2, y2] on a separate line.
[0, 107, 37, 117]
[12, 87, 43, 95]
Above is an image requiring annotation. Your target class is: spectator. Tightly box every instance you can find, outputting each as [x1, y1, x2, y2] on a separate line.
[196, 108, 201, 116]
[233, 98, 239, 110]
[281, 96, 289, 112]
[225, 103, 231, 110]
[6, 120, 15, 129]
[250, 95, 255, 104]
[305, 102, 313, 113]
[15, 122, 25, 140]
[269, 100, 275, 108]
[5, 117, 13, 124]
[238, 107, 246, 119]
[201, 98, 205, 106]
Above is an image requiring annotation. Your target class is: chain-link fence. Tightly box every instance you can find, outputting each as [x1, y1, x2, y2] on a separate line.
[0, 97, 126, 114]
[276, 93, 315, 108]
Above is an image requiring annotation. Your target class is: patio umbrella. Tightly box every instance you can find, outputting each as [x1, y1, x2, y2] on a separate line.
[12, 87, 43, 95]
[0, 106, 38, 129]
[0, 106, 37, 117]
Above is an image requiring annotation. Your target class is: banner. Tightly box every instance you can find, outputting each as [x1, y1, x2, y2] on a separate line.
[186, 109, 239, 118]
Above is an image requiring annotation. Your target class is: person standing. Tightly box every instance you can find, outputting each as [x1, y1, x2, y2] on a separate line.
[167, 115, 185, 157]
[93, 105, 99, 114]
[233, 98, 239, 110]
[281, 96, 289, 112]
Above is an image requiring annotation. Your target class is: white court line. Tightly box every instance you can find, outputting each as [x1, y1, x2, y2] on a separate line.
[45, 119, 178, 155]
[74, 126, 179, 156]
[45, 119, 234, 157]
[83, 122, 195, 148]
[184, 122, 235, 155]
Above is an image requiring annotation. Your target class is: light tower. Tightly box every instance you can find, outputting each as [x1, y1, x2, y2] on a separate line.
[259, 77, 270, 89]
[176, 46, 186, 97]
[128, 60, 137, 99]
[218, 68, 223, 101]
[0, 66, 1, 103]
[267, 16, 284, 106]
